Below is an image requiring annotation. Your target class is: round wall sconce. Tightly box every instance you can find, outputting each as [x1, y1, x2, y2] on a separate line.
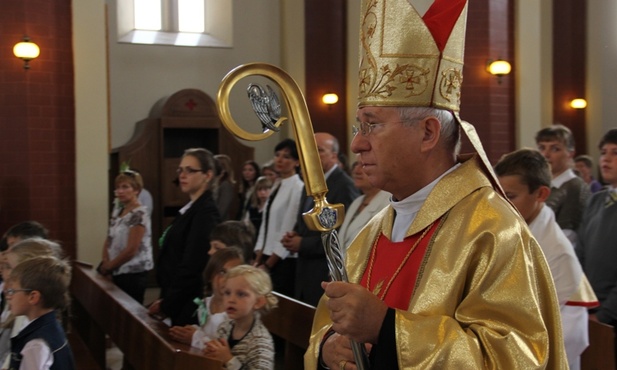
[570, 98, 587, 109]
[322, 93, 339, 105]
[486, 59, 511, 84]
[13, 36, 40, 70]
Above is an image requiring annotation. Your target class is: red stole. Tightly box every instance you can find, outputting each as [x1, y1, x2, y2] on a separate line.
[360, 221, 441, 310]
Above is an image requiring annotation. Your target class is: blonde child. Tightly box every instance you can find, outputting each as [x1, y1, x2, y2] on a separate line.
[7, 256, 75, 369]
[204, 265, 277, 370]
[169, 247, 244, 349]
[0, 238, 62, 368]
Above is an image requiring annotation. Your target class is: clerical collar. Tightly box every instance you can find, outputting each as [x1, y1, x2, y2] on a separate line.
[551, 168, 577, 188]
[389, 163, 461, 242]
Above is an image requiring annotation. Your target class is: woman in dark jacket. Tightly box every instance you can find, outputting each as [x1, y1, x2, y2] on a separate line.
[148, 148, 221, 325]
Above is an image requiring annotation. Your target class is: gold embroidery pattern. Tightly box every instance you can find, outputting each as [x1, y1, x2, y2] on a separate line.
[439, 68, 463, 103]
[357, 0, 468, 112]
[372, 280, 384, 297]
[359, 0, 429, 100]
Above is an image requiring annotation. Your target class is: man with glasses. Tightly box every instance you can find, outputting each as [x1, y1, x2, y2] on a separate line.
[305, 0, 566, 369]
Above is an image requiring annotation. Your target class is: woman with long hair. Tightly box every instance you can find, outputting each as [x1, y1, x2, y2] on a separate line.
[237, 160, 260, 221]
[149, 148, 221, 326]
[213, 154, 237, 220]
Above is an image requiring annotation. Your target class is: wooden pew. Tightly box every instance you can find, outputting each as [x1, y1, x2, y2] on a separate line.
[581, 319, 615, 370]
[262, 292, 316, 370]
[69, 262, 223, 370]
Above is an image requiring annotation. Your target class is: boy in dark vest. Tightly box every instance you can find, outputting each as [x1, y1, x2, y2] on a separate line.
[7, 256, 74, 370]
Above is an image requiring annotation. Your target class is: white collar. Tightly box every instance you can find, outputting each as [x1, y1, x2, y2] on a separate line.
[551, 168, 577, 188]
[179, 200, 194, 215]
[389, 163, 460, 242]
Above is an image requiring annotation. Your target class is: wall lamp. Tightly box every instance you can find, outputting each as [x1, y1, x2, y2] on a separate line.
[486, 59, 511, 84]
[13, 36, 40, 70]
[570, 98, 587, 109]
[322, 93, 339, 105]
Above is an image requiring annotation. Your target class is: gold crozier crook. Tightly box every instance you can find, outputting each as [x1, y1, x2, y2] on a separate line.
[217, 62, 369, 370]
[217, 62, 343, 232]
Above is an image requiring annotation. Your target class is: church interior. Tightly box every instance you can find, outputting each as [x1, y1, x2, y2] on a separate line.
[0, 0, 616, 369]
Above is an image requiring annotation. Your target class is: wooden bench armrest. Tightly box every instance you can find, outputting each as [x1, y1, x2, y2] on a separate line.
[70, 262, 223, 370]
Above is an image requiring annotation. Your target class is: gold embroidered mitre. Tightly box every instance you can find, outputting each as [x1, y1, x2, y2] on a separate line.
[358, 0, 467, 111]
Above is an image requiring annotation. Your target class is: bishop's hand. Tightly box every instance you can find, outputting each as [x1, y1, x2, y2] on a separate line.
[321, 281, 388, 344]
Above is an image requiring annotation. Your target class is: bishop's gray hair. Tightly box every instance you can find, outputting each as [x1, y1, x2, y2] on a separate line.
[398, 107, 461, 155]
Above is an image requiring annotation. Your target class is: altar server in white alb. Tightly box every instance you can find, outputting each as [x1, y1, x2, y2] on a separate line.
[495, 148, 599, 370]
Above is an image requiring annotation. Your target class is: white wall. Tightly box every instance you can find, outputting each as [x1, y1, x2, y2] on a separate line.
[108, 0, 285, 165]
[515, 0, 553, 149]
[73, 0, 109, 263]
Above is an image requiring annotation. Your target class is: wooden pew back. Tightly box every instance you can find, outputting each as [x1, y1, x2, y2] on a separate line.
[70, 262, 222, 370]
[262, 292, 316, 370]
[581, 319, 615, 370]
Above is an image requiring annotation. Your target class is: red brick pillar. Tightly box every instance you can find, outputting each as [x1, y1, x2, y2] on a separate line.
[304, 0, 348, 152]
[0, 0, 76, 257]
[553, 0, 587, 154]
[462, 0, 516, 163]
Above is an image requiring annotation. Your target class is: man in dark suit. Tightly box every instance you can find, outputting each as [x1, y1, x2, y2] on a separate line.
[281, 132, 360, 306]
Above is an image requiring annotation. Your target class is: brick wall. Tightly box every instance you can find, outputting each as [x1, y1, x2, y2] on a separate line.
[462, 0, 516, 163]
[553, 0, 587, 154]
[0, 0, 76, 257]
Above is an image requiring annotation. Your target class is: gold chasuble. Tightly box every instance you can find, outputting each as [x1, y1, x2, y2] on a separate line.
[305, 156, 567, 369]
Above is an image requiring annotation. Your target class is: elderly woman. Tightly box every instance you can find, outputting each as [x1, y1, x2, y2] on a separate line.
[99, 170, 154, 304]
[338, 160, 390, 248]
[149, 148, 221, 326]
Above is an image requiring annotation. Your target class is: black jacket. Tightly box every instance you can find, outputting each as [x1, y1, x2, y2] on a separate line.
[157, 190, 221, 325]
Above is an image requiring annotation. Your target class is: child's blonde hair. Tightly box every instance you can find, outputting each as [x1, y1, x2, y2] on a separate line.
[225, 265, 278, 314]
[9, 256, 71, 310]
[1, 239, 65, 328]
[9, 237, 64, 261]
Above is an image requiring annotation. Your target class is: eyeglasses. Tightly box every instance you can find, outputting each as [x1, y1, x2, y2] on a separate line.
[176, 167, 204, 175]
[352, 121, 386, 137]
[5, 288, 34, 296]
[352, 120, 414, 137]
